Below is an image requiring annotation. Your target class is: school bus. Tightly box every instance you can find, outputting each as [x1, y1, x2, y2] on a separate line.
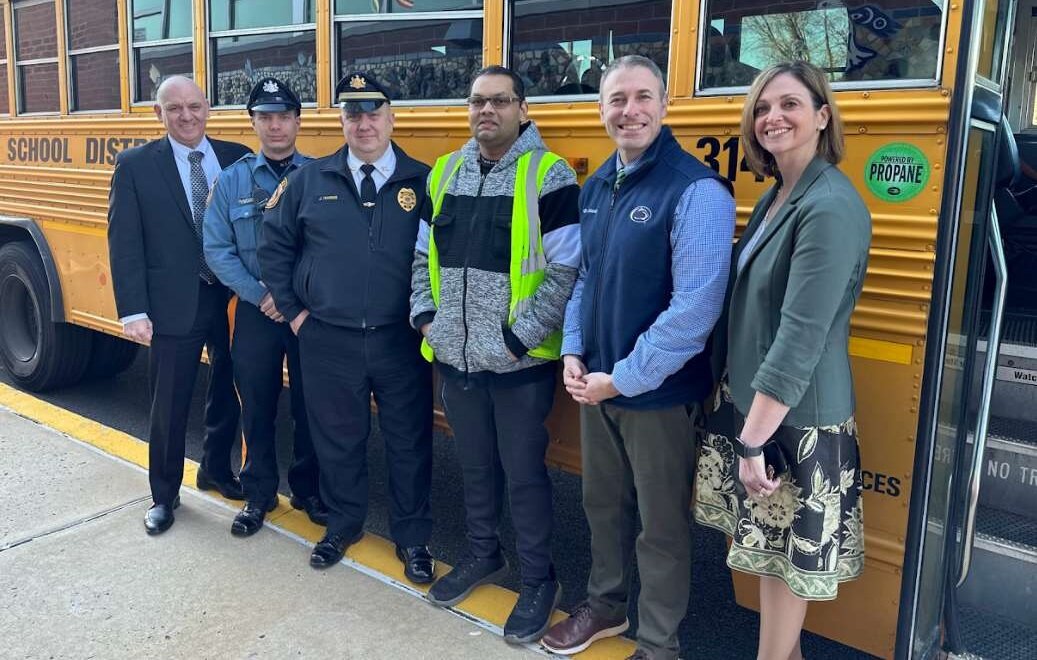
[0, 1, 1032, 658]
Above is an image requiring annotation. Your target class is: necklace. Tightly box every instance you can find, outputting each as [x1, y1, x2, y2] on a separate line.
[477, 154, 499, 169]
[764, 187, 787, 222]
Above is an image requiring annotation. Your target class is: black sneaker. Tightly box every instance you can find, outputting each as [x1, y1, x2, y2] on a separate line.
[504, 579, 562, 644]
[427, 554, 508, 608]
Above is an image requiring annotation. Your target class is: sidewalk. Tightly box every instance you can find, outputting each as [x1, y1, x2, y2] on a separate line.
[0, 404, 540, 659]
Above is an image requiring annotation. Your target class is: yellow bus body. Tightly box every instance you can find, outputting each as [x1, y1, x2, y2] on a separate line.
[0, 1, 987, 657]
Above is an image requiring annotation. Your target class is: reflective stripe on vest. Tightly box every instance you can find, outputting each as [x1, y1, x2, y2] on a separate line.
[421, 149, 565, 363]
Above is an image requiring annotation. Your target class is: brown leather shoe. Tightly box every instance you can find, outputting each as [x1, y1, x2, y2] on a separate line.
[540, 600, 629, 655]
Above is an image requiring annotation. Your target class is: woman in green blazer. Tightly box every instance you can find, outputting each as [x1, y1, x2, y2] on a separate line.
[694, 62, 872, 660]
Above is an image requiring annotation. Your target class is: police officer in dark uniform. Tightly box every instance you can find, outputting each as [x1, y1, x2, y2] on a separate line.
[203, 77, 326, 537]
[257, 72, 436, 582]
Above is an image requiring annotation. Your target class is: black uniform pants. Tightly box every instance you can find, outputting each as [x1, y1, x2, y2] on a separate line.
[440, 371, 556, 584]
[231, 299, 319, 505]
[298, 318, 433, 545]
[148, 281, 240, 505]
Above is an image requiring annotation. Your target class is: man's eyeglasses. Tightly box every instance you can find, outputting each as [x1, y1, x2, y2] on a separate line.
[466, 95, 522, 109]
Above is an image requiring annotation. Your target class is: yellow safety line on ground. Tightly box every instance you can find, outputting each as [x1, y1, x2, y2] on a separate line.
[0, 382, 634, 659]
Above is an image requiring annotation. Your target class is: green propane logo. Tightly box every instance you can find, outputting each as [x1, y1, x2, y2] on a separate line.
[864, 143, 930, 202]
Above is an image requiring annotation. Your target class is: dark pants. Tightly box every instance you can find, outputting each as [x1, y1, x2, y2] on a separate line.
[580, 402, 701, 660]
[148, 281, 240, 505]
[231, 299, 319, 504]
[298, 318, 433, 545]
[440, 372, 556, 584]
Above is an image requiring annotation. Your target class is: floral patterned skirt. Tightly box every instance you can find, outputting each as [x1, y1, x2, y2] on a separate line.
[693, 382, 865, 601]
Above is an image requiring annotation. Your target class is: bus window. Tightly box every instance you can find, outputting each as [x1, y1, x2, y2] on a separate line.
[130, 0, 193, 103]
[509, 0, 672, 98]
[699, 0, 944, 90]
[13, 0, 59, 114]
[209, 0, 317, 107]
[334, 2, 483, 102]
[977, 0, 1011, 86]
[0, 10, 8, 115]
[66, 0, 120, 112]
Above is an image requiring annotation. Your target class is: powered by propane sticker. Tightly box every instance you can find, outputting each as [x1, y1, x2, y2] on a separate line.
[864, 143, 930, 202]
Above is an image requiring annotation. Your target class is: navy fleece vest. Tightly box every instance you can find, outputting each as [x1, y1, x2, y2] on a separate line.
[579, 126, 730, 409]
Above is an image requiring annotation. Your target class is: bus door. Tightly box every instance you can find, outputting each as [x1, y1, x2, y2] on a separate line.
[895, 0, 1036, 658]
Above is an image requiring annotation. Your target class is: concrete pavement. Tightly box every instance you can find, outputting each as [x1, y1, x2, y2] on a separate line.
[0, 406, 539, 659]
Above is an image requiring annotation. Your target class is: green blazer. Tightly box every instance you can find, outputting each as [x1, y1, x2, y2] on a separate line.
[717, 156, 871, 427]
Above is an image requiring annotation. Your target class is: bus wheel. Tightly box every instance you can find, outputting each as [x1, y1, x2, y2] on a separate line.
[85, 331, 139, 380]
[0, 241, 92, 391]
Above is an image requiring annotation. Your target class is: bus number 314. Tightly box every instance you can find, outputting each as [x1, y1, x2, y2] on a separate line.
[696, 136, 765, 183]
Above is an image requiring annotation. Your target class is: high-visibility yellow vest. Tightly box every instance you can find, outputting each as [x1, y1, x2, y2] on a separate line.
[422, 149, 565, 363]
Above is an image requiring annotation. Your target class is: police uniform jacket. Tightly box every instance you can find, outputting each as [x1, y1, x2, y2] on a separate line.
[204, 151, 312, 306]
[258, 142, 431, 328]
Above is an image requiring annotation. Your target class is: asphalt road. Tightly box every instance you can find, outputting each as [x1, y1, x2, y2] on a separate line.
[0, 351, 875, 659]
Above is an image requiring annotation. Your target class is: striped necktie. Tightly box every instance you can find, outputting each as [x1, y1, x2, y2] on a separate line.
[188, 150, 216, 284]
[614, 166, 627, 192]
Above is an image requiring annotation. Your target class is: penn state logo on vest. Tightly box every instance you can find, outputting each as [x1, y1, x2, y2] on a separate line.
[630, 205, 652, 224]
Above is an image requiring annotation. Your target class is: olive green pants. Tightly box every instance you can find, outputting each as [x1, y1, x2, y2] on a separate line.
[581, 402, 701, 660]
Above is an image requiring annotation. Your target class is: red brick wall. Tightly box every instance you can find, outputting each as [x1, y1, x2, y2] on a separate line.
[0, 65, 8, 114]
[67, 0, 118, 50]
[73, 50, 120, 110]
[15, 2, 57, 61]
[19, 62, 59, 113]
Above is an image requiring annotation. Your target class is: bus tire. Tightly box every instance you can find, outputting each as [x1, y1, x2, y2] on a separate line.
[84, 331, 139, 380]
[0, 241, 92, 391]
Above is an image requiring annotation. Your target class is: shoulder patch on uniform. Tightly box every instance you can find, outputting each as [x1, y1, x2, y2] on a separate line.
[397, 187, 417, 212]
[266, 178, 288, 210]
[205, 173, 220, 208]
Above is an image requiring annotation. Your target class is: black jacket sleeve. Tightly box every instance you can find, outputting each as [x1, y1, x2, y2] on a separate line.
[258, 171, 305, 322]
[106, 151, 149, 319]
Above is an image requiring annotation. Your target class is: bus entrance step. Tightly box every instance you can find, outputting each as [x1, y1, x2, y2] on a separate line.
[957, 506, 1037, 630]
[977, 311, 1037, 423]
[955, 605, 1037, 660]
[977, 418, 1037, 518]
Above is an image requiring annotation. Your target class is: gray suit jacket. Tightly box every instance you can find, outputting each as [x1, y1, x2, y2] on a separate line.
[718, 156, 871, 427]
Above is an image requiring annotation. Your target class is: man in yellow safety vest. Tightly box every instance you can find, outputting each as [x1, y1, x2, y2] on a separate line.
[410, 65, 580, 646]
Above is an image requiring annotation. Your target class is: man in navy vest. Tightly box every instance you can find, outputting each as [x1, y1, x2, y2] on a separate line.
[541, 56, 735, 660]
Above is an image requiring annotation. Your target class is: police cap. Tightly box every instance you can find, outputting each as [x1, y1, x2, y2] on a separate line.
[335, 71, 390, 114]
[247, 77, 301, 114]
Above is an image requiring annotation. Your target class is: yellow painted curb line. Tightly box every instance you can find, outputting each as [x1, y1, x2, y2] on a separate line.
[0, 382, 635, 659]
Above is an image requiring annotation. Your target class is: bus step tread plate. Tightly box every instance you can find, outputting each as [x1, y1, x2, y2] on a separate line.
[974, 505, 1037, 554]
[980, 309, 1037, 348]
[957, 605, 1037, 660]
[988, 415, 1037, 448]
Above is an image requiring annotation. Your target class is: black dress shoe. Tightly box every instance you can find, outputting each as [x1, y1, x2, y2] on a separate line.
[231, 500, 277, 537]
[395, 545, 436, 584]
[309, 531, 363, 569]
[196, 470, 245, 500]
[144, 496, 180, 535]
[290, 494, 329, 526]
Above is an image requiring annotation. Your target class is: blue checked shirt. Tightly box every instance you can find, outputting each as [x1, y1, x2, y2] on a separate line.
[562, 158, 735, 398]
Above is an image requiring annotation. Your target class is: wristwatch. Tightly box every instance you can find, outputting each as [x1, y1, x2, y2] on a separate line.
[734, 436, 764, 458]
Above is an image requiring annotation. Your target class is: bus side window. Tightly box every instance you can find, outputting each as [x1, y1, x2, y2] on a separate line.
[129, 0, 194, 104]
[0, 10, 8, 115]
[66, 0, 121, 112]
[333, 1, 484, 103]
[509, 0, 673, 100]
[209, 0, 317, 107]
[699, 0, 945, 91]
[12, 0, 60, 114]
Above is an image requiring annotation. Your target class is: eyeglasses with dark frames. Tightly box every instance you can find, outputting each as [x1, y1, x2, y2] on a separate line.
[466, 95, 522, 109]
